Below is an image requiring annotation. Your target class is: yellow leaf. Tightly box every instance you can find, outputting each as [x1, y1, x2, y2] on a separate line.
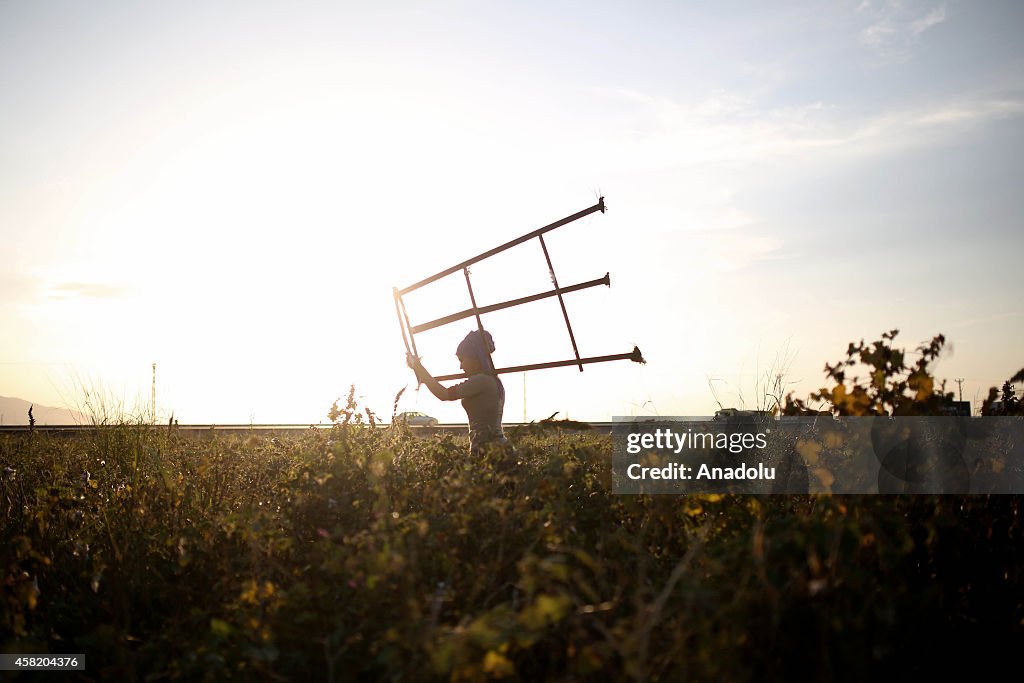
[796, 439, 822, 464]
[910, 372, 934, 401]
[812, 467, 835, 488]
[520, 594, 571, 630]
[240, 580, 259, 605]
[467, 615, 503, 649]
[210, 618, 232, 637]
[482, 650, 515, 677]
[535, 593, 570, 621]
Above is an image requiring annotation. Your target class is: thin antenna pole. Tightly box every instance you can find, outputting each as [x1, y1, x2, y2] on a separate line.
[398, 293, 420, 359]
[463, 268, 495, 373]
[538, 233, 583, 371]
[392, 288, 413, 356]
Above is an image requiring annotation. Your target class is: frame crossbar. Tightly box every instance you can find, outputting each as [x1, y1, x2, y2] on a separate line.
[393, 196, 644, 377]
[410, 273, 610, 335]
[397, 197, 605, 297]
[433, 347, 644, 382]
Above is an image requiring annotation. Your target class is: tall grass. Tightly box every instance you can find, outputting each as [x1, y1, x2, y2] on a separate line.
[2, 332, 1022, 680]
[2, 411, 1021, 681]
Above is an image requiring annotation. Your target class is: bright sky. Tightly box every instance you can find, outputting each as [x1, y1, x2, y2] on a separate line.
[2, 0, 1022, 424]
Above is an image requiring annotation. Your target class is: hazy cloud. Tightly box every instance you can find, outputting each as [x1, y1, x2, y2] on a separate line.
[911, 7, 947, 36]
[49, 282, 128, 300]
[0, 275, 35, 301]
[601, 84, 1024, 171]
[860, 21, 896, 48]
[948, 311, 1024, 331]
[706, 232, 785, 273]
[858, 2, 947, 59]
[590, 81, 1022, 269]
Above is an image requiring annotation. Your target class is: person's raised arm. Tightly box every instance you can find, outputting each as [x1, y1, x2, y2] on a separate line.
[407, 355, 457, 401]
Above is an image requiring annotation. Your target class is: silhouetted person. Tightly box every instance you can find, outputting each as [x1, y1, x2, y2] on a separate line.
[407, 329, 511, 457]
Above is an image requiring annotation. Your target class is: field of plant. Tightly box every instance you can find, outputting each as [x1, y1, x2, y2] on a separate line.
[2, 332, 1023, 681]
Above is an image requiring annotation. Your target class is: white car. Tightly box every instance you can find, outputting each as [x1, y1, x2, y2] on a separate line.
[396, 411, 439, 427]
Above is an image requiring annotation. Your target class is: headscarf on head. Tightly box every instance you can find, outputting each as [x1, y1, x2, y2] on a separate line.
[456, 329, 496, 373]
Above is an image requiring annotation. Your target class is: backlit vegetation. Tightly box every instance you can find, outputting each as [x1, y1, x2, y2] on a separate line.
[2, 332, 1022, 680]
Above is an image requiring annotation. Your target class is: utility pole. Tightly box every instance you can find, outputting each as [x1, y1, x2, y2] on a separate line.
[523, 372, 527, 423]
[955, 378, 965, 403]
[151, 362, 157, 424]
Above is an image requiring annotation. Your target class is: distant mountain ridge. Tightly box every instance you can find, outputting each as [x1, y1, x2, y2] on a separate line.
[0, 396, 89, 426]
